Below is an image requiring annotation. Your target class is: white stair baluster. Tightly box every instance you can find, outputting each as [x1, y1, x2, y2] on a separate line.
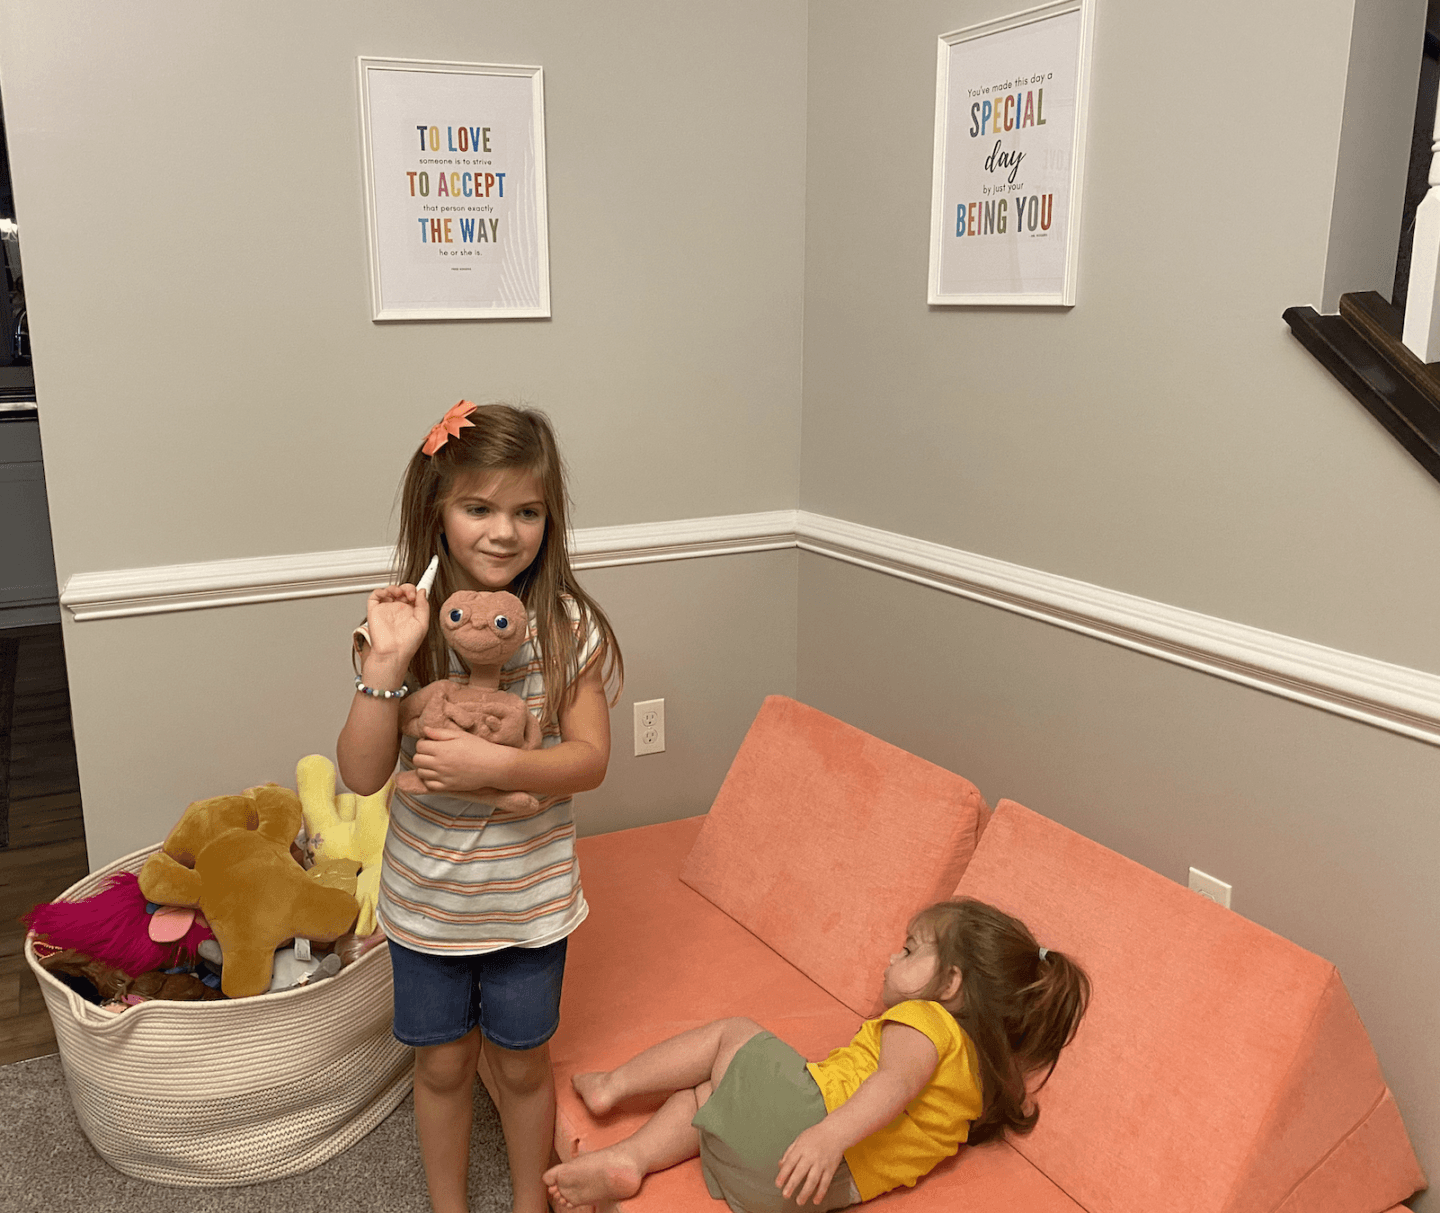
[1403, 80, 1440, 361]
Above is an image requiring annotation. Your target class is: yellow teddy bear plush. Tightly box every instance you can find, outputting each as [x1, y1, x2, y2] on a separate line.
[296, 755, 392, 937]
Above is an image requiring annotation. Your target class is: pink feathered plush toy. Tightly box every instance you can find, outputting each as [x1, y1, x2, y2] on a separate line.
[396, 590, 543, 813]
[25, 871, 212, 976]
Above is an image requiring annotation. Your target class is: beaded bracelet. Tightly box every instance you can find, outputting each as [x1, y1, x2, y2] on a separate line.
[355, 675, 410, 700]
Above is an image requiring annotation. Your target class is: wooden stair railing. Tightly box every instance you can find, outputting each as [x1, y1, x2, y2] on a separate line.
[1283, 291, 1440, 485]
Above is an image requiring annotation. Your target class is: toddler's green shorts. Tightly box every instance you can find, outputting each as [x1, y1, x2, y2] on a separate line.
[691, 1030, 862, 1213]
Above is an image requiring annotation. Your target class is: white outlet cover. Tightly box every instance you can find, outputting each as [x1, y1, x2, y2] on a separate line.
[1188, 867, 1232, 909]
[633, 699, 665, 756]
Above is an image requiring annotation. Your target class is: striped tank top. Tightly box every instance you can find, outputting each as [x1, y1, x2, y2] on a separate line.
[362, 594, 602, 954]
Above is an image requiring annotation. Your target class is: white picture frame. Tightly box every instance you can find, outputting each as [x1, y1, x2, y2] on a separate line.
[358, 57, 550, 321]
[927, 0, 1096, 306]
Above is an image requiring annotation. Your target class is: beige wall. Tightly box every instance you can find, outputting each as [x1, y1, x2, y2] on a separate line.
[0, 2, 807, 566]
[0, 1, 807, 859]
[574, 554, 799, 837]
[59, 551, 798, 865]
[802, 0, 1439, 671]
[800, 0, 1440, 1203]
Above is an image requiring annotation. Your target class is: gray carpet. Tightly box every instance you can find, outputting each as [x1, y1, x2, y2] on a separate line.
[0, 1054, 517, 1212]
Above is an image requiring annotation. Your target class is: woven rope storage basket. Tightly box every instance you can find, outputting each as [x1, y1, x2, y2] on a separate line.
[24, 843, 415, 1186]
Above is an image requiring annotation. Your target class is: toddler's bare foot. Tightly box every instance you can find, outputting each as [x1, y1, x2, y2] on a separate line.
[543, 1150, 643, 1208]
[570, 1071, 618, 1117]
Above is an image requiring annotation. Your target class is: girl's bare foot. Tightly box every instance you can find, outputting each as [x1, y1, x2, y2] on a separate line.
[570, 1071, 618, 1117]
[543, 1150, 643, 1207]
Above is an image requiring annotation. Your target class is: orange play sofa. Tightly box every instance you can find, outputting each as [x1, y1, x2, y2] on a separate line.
[542, 697, 1426, 1212]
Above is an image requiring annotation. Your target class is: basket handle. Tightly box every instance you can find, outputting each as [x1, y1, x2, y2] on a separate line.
[60, 982, 118, 1026]
[25, 843, 163, 1030]
[25, 930, 135, 1030]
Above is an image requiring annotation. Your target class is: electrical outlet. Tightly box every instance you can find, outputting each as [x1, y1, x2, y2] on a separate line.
[1188, 867, 1232, 909]
[633, 699, 665, 756]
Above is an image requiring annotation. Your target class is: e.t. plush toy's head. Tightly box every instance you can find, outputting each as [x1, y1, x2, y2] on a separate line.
[436, 590, 529, 672]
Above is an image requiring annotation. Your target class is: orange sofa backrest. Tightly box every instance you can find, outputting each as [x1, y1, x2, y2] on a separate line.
[956, 801, 1425, 1213]
[680, 696, 991, 1016]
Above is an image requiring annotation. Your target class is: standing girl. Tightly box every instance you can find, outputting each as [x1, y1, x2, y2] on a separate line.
[338, 402, 622, 1213]
[542, 898, 1089, 1212]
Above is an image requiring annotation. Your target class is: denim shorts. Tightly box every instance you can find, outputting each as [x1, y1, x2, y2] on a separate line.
[388, 936, 568, 1051]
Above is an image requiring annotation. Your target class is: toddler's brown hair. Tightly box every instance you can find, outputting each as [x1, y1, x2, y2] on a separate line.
[909, 898, 1090, 1143]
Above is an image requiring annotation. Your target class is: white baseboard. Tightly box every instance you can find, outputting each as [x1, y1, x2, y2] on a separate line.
[58, 509, 1440, 746]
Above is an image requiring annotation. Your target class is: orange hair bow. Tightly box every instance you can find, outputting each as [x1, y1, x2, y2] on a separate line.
[421, 400, 477, 456]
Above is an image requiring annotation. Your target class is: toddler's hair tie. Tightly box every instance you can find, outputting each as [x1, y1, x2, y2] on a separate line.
[422, 400, 478, 456]
[1038, 947, 1049, 961]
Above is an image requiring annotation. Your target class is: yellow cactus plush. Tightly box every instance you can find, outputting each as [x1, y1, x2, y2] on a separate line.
[296, 755, 392, 937]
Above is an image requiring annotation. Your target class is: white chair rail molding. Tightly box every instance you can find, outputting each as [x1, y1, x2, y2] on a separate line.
[58, 510, 1440, 749]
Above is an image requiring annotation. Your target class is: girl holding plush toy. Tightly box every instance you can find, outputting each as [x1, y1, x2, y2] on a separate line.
[542, 898, 1090, 1212]
[338, 401, 622, 1213]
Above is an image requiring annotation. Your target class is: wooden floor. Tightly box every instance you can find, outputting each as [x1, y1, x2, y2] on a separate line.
[0, 623, 87, 1065]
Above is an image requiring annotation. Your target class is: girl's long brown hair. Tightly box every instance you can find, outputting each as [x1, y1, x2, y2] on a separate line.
[909, 898, 1090, 1144]
[394, 402, 622, 728]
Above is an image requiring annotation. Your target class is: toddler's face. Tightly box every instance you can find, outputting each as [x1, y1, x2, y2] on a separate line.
[881, 929, 945, 1007]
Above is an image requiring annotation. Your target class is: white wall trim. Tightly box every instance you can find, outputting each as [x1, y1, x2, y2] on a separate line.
[571, 511, 799, 568]
[57, 512, 801, 623]
[60, 547, 397, 621]
[59, 510, 1440, 746]
[795, 511, 1440, 748]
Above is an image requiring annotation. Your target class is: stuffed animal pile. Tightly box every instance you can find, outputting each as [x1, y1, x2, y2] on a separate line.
[26, 762, 393, 1007]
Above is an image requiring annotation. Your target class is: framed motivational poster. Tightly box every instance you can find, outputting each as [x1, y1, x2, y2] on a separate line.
[927, 0, 1095, 306]
[358, 57, 550, 320]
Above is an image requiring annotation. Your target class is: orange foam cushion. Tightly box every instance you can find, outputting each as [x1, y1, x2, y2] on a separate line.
[555, 818, 861, 1166]
[861, 1139, 1085, 1213]
[557, 817, 1085, 1213]
[679, 696, 991, 1016]
[954, 801, 1425, 1213]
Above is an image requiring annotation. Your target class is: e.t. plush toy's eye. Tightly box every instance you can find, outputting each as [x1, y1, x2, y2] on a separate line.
[448, 608, 465, 624]
[493, 615, 510, 631]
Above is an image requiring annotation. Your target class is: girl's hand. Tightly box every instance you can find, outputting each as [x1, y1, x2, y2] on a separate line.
[412, 726, 519, 794]
[775, 1024, 936, 1206]
[364, 584, 430, 674]
[776, 1122, 846, 1206]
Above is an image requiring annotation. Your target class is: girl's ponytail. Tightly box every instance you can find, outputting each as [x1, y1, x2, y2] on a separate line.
[1014, 946, 1090, 1089]
[909, 899, 1091, 1144]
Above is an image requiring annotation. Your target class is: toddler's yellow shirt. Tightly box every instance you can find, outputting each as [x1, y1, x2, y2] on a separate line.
[806, 999, 983, 1201]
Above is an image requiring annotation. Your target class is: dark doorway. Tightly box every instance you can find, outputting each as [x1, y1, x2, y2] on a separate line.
[0, 75, 85, 1065]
